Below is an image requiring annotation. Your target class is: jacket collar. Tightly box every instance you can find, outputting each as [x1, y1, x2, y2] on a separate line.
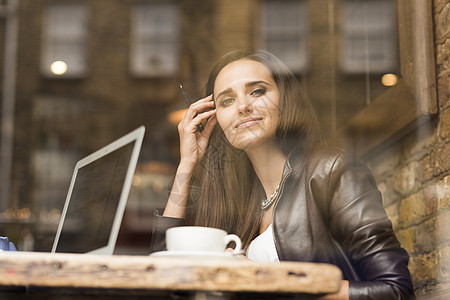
[283, 143, 307, 179]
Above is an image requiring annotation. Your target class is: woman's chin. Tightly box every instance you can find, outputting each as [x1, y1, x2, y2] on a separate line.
[228, 136, 264, 151]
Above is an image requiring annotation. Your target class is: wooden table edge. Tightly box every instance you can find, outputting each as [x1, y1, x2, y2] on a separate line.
[0, 252, 342, 295]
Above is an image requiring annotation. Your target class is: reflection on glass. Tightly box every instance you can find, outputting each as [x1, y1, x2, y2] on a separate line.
[292, 0, 400, 135]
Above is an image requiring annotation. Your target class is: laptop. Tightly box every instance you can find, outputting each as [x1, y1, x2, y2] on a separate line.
[51, 126, 145, 255]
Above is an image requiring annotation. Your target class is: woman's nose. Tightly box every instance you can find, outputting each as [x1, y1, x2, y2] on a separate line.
[238, 96, 253, 115]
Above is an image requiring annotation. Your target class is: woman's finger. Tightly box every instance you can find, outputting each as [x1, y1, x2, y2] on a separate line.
[183, 95, 214, 120]
[201, 114, 217, 136]
[187, 94, 213, 111]
[181, 107, 215, 133]
[178, 110, 216, 144]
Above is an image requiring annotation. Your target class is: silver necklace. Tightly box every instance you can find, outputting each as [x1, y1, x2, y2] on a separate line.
[261, 184, 280, 210]
[260, 167, 292, 210]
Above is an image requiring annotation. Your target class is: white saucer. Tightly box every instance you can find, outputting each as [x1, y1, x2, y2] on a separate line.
[149, 250, 244, 261]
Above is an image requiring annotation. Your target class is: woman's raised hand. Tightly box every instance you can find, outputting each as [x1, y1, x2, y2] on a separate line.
[178, 94, 216, 168]
[164, 95, 216, 219]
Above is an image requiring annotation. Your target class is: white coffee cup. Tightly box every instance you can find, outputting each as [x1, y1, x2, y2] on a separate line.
[166, 226, 242, 254]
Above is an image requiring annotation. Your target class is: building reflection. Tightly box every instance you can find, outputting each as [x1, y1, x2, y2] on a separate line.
[1, 0, 399, 252]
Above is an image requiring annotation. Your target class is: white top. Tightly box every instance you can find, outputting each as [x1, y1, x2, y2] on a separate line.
[246, 224, 280, 263]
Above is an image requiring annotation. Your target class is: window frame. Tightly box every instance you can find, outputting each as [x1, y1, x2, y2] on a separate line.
[340, 0, 398, 74]
[129, 1, 180, 78]
[260, 0, 308, 74]
[328, 0, 437, 157]
[40, 2, 88, 78]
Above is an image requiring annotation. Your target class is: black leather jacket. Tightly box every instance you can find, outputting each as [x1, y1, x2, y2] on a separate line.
[150, 147, 415, 299]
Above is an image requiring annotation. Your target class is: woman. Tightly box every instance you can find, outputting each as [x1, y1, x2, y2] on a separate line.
[150, 50, 414, 299]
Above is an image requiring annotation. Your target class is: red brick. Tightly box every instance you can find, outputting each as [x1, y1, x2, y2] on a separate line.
[437, 209, 450, 244]
[385, 203, 400, 228]
[424, 184, 438, 215]
[396, 227, 415, 255]
[416, 218, 437, 253]
[389, 172, 405, 198]
[432, 142, 450, 176]
[433, 1, 450, 43]
[419, 154, 435, 184]
[438, 245, 450, 283]
[437, 63, 450, 110]
[439, 108, 450, 142]
[436, 175, 450, 210]
[399, 192, 427, 226]
[410, 252, 438, 284]
[389, 163, 420, 196]
[434, 0, 449, 14]
[379, 180, 401, 207]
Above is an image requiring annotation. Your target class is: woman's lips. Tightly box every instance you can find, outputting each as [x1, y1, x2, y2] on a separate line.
[235, 117, 263, 129]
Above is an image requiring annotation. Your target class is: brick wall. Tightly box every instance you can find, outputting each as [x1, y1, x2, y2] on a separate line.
[367, 0, 450, 297]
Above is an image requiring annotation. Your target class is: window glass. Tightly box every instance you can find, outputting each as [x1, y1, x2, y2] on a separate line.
[41, 3, 88, 77]
[340, 0, 397, 73]
[130, 2, 179, 77]
[261, 0, 308, 73]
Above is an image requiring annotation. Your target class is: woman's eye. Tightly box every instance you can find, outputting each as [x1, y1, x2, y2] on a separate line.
[251, 88, 266, 96]
[220, 98, 234, 107]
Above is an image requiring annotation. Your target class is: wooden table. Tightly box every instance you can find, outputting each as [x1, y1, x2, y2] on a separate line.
[0, 251, 342, 299]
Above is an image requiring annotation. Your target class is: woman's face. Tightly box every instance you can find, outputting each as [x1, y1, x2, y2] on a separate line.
[214, 59, 280, 150]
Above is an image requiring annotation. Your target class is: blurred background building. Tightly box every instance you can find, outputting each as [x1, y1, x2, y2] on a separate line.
[0, 0, 448, 298]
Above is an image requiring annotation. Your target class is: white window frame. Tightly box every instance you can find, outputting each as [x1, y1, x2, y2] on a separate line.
[260, 0, 308, 74]
[340, 0, 397, 73]
[41, 2, 88, 78]
[130, 2, 180, 77]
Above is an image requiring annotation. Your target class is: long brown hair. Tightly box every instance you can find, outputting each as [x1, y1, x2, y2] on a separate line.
[185, 50, 323, 248]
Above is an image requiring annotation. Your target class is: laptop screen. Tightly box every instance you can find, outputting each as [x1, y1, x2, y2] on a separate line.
[54, 142, 134, 253]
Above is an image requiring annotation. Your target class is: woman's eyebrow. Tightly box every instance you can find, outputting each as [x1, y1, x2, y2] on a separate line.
[216, 81, 271, 99]
[245, 80, 270, 87]
[216, 88, 233, 100]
